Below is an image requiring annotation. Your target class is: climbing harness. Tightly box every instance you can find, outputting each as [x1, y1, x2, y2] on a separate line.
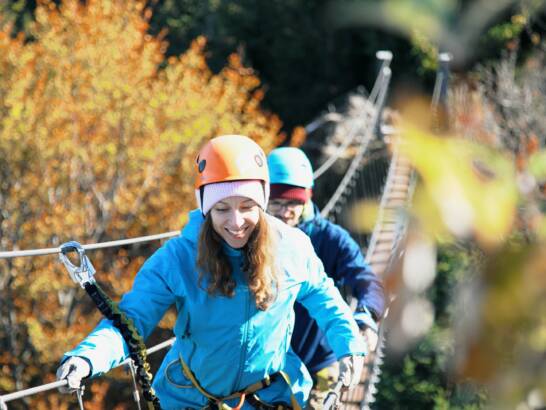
[178, 353, 300, 410]
[59, 241, 162, 410]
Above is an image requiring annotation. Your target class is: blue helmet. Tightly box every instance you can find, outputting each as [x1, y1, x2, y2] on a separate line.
[267, 147, 314, 189]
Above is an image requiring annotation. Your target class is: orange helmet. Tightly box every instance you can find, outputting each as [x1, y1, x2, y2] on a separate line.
[195, 135, 269, 189]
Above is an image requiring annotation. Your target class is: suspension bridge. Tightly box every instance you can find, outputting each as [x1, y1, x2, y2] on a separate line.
[0, 50, 449, 410]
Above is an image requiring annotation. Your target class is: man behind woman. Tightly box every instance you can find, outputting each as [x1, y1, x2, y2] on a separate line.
[267, 147, 386, 408]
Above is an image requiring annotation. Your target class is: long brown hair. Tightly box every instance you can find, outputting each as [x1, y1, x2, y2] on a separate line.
[196, 208, 279, 310]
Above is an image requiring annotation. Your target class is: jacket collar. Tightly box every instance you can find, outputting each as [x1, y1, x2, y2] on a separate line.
[298, 202, 321, 235]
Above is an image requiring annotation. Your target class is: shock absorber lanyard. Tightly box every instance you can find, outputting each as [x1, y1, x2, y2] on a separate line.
[59, 241, 162, 410]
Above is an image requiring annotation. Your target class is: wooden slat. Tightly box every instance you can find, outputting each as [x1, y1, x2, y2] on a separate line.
[339, 139, 413, 409]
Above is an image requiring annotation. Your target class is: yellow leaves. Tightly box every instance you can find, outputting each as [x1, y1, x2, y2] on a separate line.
[528, 149, 546, 182]
[349, 199, 380, 234]
[457, 244, 546, 400]
[1, 3, 282, 399]
[0, 363, 16, 391]
[529, 316, 546, 352]
[400, 123, 518, 249]
[26, 317, 50, 351]
[9, 101, 23, 118]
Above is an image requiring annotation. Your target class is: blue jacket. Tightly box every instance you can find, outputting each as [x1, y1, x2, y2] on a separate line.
[291, 204, 385, 373]
[64, 210, 366, 409]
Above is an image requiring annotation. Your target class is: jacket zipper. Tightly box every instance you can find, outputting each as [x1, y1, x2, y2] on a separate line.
[233, 288, 251, 392]
[182, 313, 196, 369]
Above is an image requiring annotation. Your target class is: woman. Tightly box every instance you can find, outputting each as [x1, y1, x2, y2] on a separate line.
[57, 135, 366, 409]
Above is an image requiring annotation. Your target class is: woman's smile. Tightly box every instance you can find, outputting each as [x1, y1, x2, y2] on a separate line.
[210, 197, 260, 248]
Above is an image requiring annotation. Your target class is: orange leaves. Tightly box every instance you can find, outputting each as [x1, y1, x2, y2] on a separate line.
[1, 0, 282, 250]
[0, 0, 283, 402]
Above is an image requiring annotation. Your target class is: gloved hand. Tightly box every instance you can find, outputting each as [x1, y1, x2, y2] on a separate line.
[363, 327, 379, 352]
[338, 355, 364, 389]
[56, 356, 91, 393]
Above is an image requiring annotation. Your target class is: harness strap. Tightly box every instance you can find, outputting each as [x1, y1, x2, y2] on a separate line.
[232, 393, 246, 410]
[246, 394, 291, 410]
[275, 372, 301, 410]
[179, 354, 301, 410]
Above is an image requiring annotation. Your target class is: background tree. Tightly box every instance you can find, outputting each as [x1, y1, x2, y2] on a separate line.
[0, 0, 282, 408]
[147, 0, 546, 132]
[3, 0, 545, 133]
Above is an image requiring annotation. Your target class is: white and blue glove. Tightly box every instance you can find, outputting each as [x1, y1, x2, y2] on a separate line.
[56, 356, 91, 393]
[338, 355, 365, 389]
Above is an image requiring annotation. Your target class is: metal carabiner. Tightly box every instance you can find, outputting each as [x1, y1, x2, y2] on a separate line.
[59, 241, 96, 288]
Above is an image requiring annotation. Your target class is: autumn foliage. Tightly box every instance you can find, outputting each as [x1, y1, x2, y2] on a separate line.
[0, 0, 283, 408]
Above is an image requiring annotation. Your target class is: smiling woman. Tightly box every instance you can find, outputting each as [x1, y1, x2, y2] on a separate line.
[56, 135, 367, 409]
[209, 197, 261, 248]
[199, 195, 276, 311]
[194, 136, 279, 313]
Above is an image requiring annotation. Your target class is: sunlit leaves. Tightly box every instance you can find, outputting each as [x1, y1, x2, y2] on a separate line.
[0, 0, 282, 403]
[528, 149, 546, 181]
[456, 244, 546, 405]
[400, 124, 518, 248]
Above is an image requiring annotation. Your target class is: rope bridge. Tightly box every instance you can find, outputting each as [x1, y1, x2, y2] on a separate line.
[0, 49, 440, 409]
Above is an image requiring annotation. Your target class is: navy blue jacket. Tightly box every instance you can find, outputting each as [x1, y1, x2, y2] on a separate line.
[291, 204, 386, 373]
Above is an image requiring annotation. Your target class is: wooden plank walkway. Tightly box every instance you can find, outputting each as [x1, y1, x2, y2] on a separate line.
[338, 139, 413, 409]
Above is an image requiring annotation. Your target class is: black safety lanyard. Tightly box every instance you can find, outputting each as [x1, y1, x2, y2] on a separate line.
[59, 241, 162, 410]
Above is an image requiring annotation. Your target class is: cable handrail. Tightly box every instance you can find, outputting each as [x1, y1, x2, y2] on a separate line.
[364, 143, 403, 263]
[359, 50, 451, 409]
[0, 338, 175, 404]
[369, 50, 393, 105]
[312, 50, 393, 180]
[313, 116, 368, 180]
[431, 52, 452, 110]
[0, 230, 180, 259]
[321, 67, 392, 218]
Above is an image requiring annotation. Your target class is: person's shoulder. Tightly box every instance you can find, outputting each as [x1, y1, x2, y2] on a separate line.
[312, 216, 363, 257]
[139, 233, 196, 287]
[266, 213, 303, 238]
[163, 234, 194, 254]
[313, 214, 350, 238]
[145, 223, 195, 268]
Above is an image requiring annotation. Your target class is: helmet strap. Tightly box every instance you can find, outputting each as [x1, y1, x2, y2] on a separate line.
[199, 186, 206, 215]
